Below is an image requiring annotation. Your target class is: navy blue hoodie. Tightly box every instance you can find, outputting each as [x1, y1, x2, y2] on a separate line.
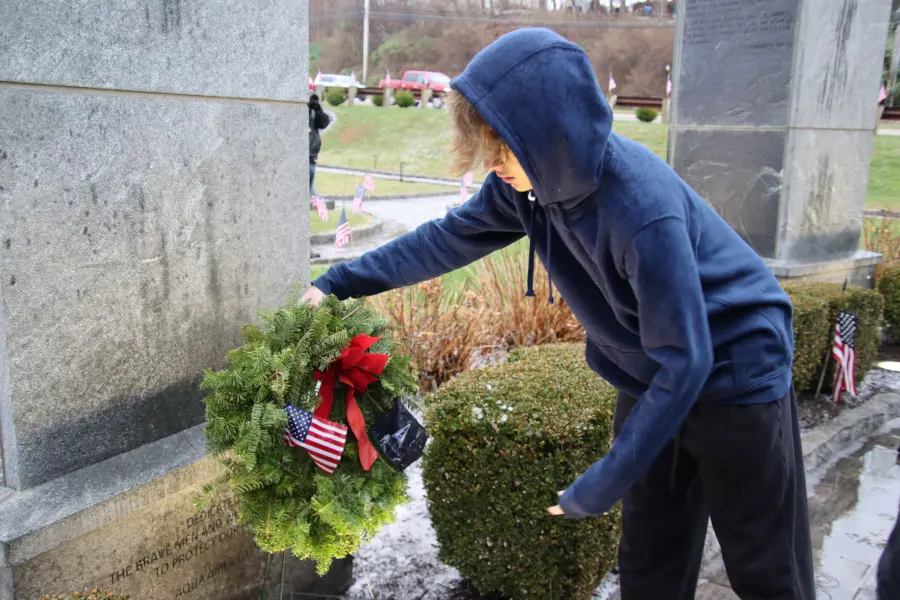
[313, 28, 795, 518]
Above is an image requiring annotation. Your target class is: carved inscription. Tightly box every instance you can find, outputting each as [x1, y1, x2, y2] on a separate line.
[106, 497, 250, 598]
[683, 0, 795, 49]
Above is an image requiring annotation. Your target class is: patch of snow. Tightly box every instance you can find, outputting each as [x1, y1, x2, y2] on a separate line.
[346, 461, 463, 600]
[857, 365, 900, 398]
[592, 572, 620, 600]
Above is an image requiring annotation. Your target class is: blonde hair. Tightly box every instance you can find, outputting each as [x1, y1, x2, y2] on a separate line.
[447, 90, 508, 177]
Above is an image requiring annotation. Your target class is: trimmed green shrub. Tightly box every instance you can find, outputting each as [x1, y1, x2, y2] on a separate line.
[635, 107, 658, 122]
[423, 344, 620, 600]
[878, 262, 900, 339]
[395, 90, 415, 108]
[325, 89, 346, 106]
[372, 93, 384, 107]
[784, 282, 884, 392]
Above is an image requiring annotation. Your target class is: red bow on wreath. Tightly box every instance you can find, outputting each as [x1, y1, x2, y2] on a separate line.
[313, 334, 388, 471]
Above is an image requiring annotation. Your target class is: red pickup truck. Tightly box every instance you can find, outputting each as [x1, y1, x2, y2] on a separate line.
[379, 70, 452, 96]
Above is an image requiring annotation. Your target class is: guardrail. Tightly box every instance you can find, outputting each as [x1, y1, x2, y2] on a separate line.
[864, 209, 900, 220]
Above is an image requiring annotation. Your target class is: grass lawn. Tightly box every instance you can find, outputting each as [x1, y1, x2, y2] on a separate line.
[868, 134, 900, 210]
[312, 105, 900, 281]
[310, 239, 527, 292]
[314, 171, 456, 197]
[320, 105, 486, 180]
[322, 104, 900, 209]
[309, 210, 371, 234]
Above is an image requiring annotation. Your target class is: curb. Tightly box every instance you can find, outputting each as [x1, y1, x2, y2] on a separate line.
[309, 218, 384, 246]
[697, 391, 900, 578]
[318, 164, 461, 186]
[326, 190, 467, 202]
[309, 199, 336, 211]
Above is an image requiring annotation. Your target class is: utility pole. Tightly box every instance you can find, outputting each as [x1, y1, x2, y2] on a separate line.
[362, 0, 371, 86]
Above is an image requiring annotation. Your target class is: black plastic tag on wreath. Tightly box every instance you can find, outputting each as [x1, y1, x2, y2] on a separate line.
[370, 399, 428, 471]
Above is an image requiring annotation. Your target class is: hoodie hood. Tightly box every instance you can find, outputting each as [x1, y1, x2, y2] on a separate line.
[450, 28, 612, 208]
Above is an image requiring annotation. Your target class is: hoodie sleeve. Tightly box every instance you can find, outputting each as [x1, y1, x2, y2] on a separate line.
[559, 216, 713, 518]
[312, 177, 524, 299]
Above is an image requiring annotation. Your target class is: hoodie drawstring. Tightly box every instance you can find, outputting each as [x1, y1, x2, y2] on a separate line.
[525, 193, 536, 298]
[546, 217, 554, 304]
[525, 192, 554, 304]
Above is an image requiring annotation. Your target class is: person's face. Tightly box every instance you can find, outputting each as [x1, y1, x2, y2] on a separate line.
[485, 135, 533, 193]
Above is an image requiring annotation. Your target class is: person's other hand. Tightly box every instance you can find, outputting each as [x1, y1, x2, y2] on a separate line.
[302, 286, 326, 305]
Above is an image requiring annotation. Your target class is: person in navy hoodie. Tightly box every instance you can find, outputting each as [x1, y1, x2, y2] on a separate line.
[303, 28, 815, 599]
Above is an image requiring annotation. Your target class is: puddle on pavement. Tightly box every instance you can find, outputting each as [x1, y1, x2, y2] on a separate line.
[808, 428, 900, 600]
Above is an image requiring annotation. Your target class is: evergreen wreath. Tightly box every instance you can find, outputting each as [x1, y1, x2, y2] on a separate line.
[199, 295, 418, 573]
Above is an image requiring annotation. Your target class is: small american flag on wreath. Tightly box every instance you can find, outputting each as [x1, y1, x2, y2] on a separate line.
[283, 403, 348, 474]
[832, 311, 858, 403]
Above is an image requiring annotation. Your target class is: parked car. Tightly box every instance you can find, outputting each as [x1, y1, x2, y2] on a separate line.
[313, 73, 362, 89]
[379, 70, 452, 97]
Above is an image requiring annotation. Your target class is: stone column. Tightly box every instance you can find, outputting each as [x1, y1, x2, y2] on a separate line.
[348, 85, 358, 103]
[668, 0, 893, 286]
[421, 87, 433, 107]
[0, 2, 345, 599]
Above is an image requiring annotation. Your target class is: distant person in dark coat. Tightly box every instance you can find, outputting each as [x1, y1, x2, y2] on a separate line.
[309, 93, 330, 196]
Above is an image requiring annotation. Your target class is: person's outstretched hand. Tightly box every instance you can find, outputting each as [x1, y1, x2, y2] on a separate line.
[302, 286, 326, 305]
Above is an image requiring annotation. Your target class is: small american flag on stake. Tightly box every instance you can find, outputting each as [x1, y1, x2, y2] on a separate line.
[335, 207, 352, 249]
[879, 82, 888, 104]
[313, 195, 328, 221]
[463, 170, 473, 188]
[831, 311, 858, 403]
[608, 72, 617, 92]
[363, 172, 375, 193]
[283, 403, 348, 474]
[352, 184, 365, 214]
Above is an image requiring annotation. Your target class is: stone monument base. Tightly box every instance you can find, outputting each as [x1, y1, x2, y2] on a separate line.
[0, 426, 352, 600]
[766, 251, 883, 289]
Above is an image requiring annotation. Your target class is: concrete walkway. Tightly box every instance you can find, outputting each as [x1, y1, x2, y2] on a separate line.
[697, 427, 900, 600]
[310, 194, 456, 263]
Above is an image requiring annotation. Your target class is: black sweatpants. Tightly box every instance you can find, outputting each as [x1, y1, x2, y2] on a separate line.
[613, 389, 815, 600]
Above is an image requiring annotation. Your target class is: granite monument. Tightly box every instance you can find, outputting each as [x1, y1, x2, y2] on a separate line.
[669, 0, 894, 286]
[0, 1, 346, 598]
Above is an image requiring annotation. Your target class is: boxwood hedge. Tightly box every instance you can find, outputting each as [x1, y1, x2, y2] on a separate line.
[422, 344, 619, 600]
[878, 262, 900, 341]
[784, 282, 883, 392]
